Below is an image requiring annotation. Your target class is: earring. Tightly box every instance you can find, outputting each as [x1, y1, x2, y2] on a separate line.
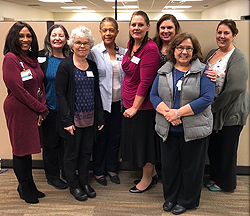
[29, 47, 32, 51]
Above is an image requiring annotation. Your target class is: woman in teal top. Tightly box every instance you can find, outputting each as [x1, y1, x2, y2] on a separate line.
[38, 24, 70, 190]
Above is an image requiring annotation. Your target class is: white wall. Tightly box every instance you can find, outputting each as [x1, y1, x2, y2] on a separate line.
[0, 0, 54, 21]
[201, 0, 250, 20]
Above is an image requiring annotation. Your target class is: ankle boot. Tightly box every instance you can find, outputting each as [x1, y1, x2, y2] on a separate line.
[17, 181, 39, 204]
[28, 177, 45, 198]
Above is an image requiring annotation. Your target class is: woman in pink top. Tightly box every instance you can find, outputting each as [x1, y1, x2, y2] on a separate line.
[121, 11, 161, 193]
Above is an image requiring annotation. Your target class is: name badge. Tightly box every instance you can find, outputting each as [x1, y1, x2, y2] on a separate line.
[131, 56, 140, 64]
[116, 54, 124, 61]
[21, 69, 33, 81]
[86, 71, 94, 77]
[176, 80, 182, 91]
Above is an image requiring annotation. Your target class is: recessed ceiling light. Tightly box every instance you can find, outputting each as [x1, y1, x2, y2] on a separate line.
[161, 10, 185, 13]
[112, 6, 139, 9]
[61, 6, 88, 9]
[164, 6, 192, 9]
[39, 0, 73, 2]
[72, 10, 96, 13]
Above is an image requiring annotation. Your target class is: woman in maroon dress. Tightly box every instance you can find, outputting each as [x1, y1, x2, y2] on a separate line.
[2, 21, 48, 204]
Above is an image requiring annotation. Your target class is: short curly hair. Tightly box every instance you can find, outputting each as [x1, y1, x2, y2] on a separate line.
[67, 26, 94, 49]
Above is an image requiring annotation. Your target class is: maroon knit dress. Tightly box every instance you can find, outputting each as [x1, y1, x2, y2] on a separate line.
[2, 52, 48, 156]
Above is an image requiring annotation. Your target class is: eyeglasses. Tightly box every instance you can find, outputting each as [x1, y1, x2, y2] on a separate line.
[175, 46, 194, 52]
[74, 41, 90, 47]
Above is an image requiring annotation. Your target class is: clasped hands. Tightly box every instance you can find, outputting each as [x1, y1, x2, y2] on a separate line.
[164, 109, 182, 126]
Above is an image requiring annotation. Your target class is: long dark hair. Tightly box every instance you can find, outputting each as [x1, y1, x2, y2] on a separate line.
[128, 11, 150, 57]
[152, 14, 181, 51]
[44, 24, 70, 57]
[3, 21, 39, 58]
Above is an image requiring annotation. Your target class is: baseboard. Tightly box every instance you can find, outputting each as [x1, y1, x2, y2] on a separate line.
[1, 159, 250, 175]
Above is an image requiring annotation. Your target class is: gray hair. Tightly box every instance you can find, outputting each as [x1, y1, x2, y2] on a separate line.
[68, 26, 94, 49]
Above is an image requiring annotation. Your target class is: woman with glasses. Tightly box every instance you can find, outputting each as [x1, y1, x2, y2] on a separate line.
[150, 33, 215, 214]
[88, 17, 125, 186]
[55, 26, 104, 201]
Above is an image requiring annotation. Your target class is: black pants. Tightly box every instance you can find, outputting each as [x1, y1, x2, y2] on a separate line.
[93, 101, 122, 176]
[64, 125, 94, 188]
[42, 110, 65, 181]
[161, 131, 208, 209]
[13, 154, 33, 183]
[208, 125, 243, 191]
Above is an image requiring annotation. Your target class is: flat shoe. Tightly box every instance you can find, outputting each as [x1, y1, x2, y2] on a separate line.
[129, 180, 154, 193]
[82, 185, 96, 198]
[95, 176, 107, 186]
[171, 204, 186, 215]
[208, 185, 223, 192]
[205, 181, 214, 188]
[47, 179, 68, 190]
[70, 187, 87, 201]
[163, 201, 175, 212]
[108, 174, 120, 184]
[134, 174, 158, 184]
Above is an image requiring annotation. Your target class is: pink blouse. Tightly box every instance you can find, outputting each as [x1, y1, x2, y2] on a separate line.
[122, 39, 160, 110]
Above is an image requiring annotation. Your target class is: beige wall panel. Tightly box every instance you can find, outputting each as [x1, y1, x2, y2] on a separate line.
[1, 21, 249, 167]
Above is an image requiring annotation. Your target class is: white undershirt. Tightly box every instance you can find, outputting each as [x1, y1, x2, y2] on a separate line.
[111, 60, 121, 102]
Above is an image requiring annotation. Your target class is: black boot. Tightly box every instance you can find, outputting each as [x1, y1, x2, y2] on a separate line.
[28, 177, 45, 198]
[17, 181, 39, 204]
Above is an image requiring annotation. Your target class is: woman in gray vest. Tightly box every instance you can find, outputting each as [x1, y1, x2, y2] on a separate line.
[150, 33, 215, 214]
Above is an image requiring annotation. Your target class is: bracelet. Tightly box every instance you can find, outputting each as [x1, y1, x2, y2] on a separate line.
[175, 109, 181, 119]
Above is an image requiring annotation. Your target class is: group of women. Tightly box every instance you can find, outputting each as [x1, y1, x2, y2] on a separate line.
[2, 10, 249, 215]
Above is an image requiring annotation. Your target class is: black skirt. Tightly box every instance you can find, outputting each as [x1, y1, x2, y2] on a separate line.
[121, 108, 160, 168]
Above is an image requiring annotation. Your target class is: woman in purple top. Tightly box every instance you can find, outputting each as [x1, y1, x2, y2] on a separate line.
[121, 11, 161, 193]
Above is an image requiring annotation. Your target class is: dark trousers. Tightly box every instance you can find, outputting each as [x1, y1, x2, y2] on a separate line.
[93, 101, 122, 176]
[64, 125, 94, 188]
[42, 110, 65, 181]
[208, 125, 243, 191]
[13, 154, 33, 183]
[161, 131, 208, 209]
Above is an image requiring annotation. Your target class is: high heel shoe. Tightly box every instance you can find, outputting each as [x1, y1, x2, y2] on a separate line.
[133, 174, 159, 185]
[129, 180, 154, 193]
[17, 181, 39, 204]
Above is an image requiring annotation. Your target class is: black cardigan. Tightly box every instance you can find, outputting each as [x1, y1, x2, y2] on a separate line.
[55, 54, 105, 139]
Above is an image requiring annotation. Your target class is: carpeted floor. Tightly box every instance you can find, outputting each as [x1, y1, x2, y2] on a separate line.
[0, 169, 249, 216]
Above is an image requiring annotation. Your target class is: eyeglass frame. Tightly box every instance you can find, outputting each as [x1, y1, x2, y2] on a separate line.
[74, 41, 90, 47]
[175, 46, 194, 52]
